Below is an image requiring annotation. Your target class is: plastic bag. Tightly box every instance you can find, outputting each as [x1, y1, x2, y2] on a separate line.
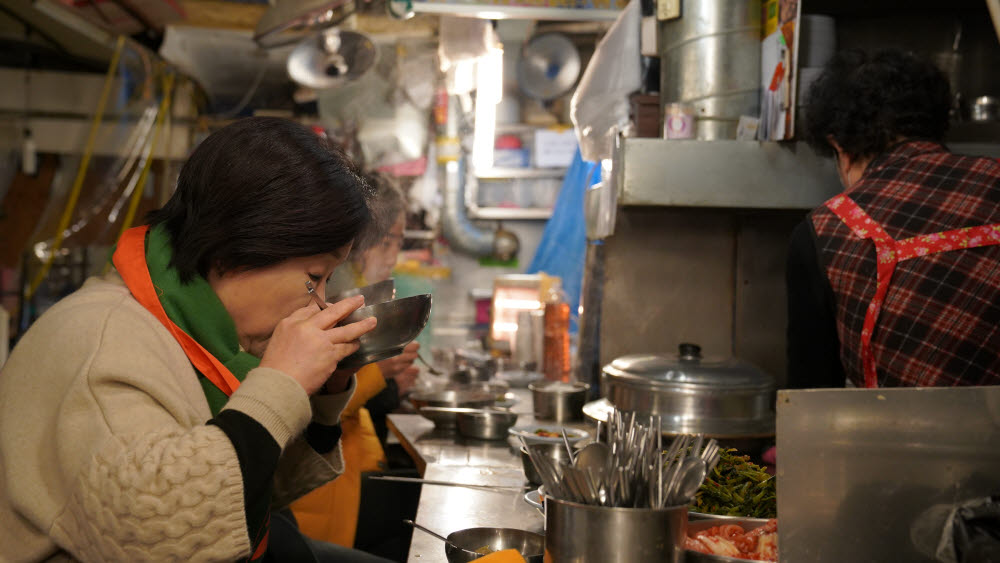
[570, 0, 641, 162]
[914, 496, 1000, 563]
[526, 148, 599, 333]
[939, 496, 1000, 563]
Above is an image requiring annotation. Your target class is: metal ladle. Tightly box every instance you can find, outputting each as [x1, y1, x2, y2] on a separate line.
[404, 520, 482, 558]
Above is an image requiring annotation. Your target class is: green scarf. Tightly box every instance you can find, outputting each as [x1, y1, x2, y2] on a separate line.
[144, 224, 260, 415]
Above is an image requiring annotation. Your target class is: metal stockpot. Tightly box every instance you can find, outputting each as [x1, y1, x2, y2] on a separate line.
[601, 343, 775, 437]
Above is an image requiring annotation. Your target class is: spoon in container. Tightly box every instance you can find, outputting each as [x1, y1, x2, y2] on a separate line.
[672, 457, 708, 505]
[575, 441, 611, 481]
[403, 520, 482, 558]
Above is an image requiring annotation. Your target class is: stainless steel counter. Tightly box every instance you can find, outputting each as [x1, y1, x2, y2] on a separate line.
[388, 389, 593, 563]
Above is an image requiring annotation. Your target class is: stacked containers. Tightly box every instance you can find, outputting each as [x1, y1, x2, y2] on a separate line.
[659, 0, 763, 140]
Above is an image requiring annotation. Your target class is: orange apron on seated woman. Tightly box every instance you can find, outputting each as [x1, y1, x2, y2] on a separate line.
[291, 363, 387, 547]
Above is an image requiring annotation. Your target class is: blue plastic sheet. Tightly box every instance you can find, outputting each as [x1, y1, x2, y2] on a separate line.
[526, 148, 599, 333]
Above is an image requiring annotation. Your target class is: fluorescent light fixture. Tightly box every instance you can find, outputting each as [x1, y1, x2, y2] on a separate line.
[471, 46, 503, 172]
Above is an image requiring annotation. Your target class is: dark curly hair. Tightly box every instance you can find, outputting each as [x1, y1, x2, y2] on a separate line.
[802, 49, 951, 160]
[146, 117, 373, 283]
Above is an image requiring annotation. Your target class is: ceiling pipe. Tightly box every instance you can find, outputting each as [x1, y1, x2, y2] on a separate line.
[440, 157, 495, 256]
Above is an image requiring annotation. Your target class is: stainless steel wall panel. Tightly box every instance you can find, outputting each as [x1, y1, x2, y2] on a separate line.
[777, 387, 1000, 562]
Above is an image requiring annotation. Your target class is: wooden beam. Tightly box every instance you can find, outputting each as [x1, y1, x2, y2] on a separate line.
[178, 0, 266, 29]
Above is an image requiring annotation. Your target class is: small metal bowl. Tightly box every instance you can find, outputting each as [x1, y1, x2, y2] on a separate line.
[337, 294, 432, 369]
[445, 527, 544, 563]
[528, 381, 589, 422]
[411, 390, 495, 428]
[520, 442, 574, 486]
[455, 408, 519, 440]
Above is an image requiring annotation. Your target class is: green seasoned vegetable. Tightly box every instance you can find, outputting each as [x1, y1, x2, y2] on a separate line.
[690, 448, 776, 518]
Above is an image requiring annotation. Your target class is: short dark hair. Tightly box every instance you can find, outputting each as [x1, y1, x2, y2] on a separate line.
[147, 117, 372, 282]
[802, 49, 951, 160]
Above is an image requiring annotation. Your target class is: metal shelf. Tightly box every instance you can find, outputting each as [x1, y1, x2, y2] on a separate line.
[410, 2, 621, 21]
[475, 167, 568, 179]
[616, 139, 842, 210]
[615, 138, 1000, 210]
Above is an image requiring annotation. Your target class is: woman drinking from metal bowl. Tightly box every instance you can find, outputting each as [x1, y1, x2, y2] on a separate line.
[0, 117, 395, 562]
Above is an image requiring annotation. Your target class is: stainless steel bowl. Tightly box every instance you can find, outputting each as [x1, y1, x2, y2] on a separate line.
[332, 278, 396, 305]
[446, 381, 511, 402]
[445, 527, 544, 563]
[519, 442, 574, 486]
[337, 294, 432, 369]
[528, 381, 589, 422]
[411, 390, 495, 428]
[455, 408, 519, 440]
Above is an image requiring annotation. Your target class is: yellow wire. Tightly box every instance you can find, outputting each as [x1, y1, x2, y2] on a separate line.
[27, 35, 126, 299]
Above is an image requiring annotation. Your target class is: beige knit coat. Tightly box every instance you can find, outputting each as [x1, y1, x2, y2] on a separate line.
[0, 275, 352, 562]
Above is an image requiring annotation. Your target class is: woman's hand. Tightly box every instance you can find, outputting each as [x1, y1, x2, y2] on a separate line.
[377, 341, 420, 397]
[259, 295, 376, 395]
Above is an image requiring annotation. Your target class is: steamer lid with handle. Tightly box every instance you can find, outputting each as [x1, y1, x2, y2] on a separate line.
[601, 343, 776, 437]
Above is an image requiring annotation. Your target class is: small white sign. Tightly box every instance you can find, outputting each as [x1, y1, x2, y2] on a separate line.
[533, 129, 578, 169]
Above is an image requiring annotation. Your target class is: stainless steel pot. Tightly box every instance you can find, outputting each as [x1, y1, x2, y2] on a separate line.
[601, 343, 775, 437]
[528, 381, 589, 422]
[544, 496, 687, 563]
[454, 408, 519, 440]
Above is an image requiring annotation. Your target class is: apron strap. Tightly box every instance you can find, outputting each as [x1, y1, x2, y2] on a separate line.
[826, 196, 897, 388]
[825, 195, 1000, 388]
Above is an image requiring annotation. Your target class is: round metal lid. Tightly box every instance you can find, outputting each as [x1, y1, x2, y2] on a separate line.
[602, 343, 774, 391]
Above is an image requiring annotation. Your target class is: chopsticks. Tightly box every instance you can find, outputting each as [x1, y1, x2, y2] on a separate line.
[367, 475, 528, 492]
[305, 280, 327, 310]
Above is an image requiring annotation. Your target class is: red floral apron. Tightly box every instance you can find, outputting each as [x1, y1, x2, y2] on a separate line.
[825, 195, 1000, 388]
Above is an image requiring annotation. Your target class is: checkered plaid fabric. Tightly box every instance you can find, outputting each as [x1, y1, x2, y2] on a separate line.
[810, 140, 1000, 387]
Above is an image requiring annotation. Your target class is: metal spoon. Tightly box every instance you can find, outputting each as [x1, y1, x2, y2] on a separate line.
[574, 441, 611, 482]
[403, 520, 482, 558]
[674, 458, 708, 505]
